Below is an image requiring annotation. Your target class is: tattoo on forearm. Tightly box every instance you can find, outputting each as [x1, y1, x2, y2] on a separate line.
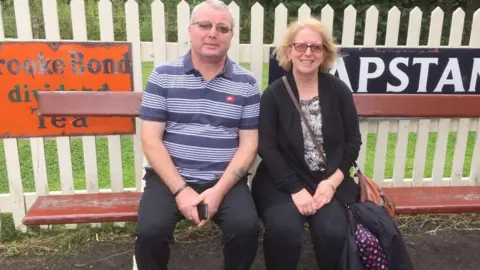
[233, 167, 248, 182]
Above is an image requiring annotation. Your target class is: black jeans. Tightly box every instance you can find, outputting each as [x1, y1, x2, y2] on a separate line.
[251, 171, 358, 270]
[134, 169, 260, 270]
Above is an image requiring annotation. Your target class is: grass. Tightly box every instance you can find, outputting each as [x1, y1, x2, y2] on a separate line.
[0, 61, 478, 194]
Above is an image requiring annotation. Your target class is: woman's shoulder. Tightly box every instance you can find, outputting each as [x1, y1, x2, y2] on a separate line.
[261, 76, 289, 105]
[263, 76, 286, 95]
[320, 72, 353, 98]
[320, 72, 350, 91]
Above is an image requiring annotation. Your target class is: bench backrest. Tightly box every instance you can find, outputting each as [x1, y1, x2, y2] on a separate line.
[37, 91, 480, 118]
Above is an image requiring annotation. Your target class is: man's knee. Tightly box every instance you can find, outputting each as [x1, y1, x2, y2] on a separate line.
[135, 220, 176, 246]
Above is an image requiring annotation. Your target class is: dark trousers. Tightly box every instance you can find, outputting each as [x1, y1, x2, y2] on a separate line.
[251, 172, 355, 270]
[134, 169, 260, 270]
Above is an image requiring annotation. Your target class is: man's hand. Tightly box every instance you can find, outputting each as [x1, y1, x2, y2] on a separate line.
[313, 180, 335, 210]
[193, 187, 225, 227]
[175, 187, 201, 225]
[291, 188, 316, 216]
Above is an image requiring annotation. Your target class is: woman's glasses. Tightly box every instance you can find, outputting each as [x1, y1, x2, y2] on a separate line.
[292, 43, 325, 53]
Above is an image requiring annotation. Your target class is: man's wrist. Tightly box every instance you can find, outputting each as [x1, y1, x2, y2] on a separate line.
[173, 182, 188, 197]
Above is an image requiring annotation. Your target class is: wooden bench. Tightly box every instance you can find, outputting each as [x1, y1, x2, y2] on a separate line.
[22, 91, 480, 226]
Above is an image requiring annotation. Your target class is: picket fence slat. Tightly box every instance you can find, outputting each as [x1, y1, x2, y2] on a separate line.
[342, 5, 356, 46]
[469, 10, 480, 186]
[357, 122, 369, 174]
[428, 7, 451, 186]
[228, 1, 240, 63]
[298, 4, 311, 21]
[412, 120, 430, 186]
[320, 5, 334, 34]
[250, 3, 264, 89]
[152, 0, 167, 66]
[98, 0, 124, 194]
[393, 120, 410, 187]
[470, 119, 480, 185]
[125, 0, 146, 192]
[385, 7, 400, 46]
[2, 1, 24, 228]
[274, 4, 287, 46]
[450, 8, 466, 46]
[10, 0, 33, 232]
[407, 7, 422, 46]
[177, 0, 190, 57]
[38, 0, 58, 230]
[98, 0, 125, 228]
[432, 119, 451, 186]
[4, 139, 26, 232]
[470, 10, 480, 47]
[364, 6, 379, 45]
[69, 0, 98, 199]
[0, 3, 4, 39]
[452, 118, 470, 185]
[429, 7, 444, 46]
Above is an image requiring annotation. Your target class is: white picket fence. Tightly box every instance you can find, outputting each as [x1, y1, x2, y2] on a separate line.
[0, 0, 480, 232]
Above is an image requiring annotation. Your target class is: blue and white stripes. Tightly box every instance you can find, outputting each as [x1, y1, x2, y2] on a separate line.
[140, 51, 260, 183]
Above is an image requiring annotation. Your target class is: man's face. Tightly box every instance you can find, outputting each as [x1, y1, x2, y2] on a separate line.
[188, 6, 233, 60]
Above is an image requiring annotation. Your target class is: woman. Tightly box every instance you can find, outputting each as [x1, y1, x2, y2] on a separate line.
[251, 18, 363, 270]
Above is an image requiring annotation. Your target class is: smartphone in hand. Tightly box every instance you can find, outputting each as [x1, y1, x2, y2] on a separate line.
[197, 202, 208, 220]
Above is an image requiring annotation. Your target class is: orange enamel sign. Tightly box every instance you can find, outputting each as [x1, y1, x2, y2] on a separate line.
[0, 41, 135, 138]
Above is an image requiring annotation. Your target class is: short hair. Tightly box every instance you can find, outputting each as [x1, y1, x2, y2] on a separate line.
[275, 18, 338, 72]
[190, 0, 234, 29]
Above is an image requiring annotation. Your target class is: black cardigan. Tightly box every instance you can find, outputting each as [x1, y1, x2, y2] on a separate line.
[254, 70, 362, 195]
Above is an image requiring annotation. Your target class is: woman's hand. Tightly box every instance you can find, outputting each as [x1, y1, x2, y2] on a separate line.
[291, 188, 316, 216]
[313, 180, 336, 210]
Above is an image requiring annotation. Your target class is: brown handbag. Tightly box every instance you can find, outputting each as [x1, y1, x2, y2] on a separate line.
[281, 76, 396, 219]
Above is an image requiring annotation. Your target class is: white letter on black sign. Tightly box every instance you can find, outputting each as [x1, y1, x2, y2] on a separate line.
[358, 57, 385, 93]
[412, 58, 438, 92]
[387, 57, 409, 92]
[434, 58, 465, 92]
[329, 58, 352, 91]
[469, 58, 480, 92]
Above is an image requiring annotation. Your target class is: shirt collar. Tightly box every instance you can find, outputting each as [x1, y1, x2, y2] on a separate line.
[183, 50, 233, 79]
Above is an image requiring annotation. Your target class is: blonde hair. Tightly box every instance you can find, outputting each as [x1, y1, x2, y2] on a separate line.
[275, 18, 338, 72]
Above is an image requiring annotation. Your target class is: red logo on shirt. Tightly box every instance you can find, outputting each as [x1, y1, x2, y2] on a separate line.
[226, 96, 235, 103]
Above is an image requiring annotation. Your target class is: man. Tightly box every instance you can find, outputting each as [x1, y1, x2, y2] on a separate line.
[134, 1, 261, 269]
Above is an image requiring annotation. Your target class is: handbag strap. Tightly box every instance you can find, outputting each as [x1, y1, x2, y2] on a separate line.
[281, 76, 327, 165]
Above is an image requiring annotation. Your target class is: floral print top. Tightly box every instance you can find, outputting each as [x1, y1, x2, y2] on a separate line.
[299, 96, 327, 172]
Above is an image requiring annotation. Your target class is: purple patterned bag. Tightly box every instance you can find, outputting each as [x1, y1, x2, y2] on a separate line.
[355, 222, 389, 270]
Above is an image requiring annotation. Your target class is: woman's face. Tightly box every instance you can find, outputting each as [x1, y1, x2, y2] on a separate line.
[287, 27, 325, 75]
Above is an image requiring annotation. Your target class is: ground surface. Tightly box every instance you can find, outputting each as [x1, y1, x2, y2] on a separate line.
[1, 214, 479, 270]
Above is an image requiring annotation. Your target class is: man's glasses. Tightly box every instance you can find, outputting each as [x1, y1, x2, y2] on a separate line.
[192, 21, 232, 34]
[292, 43, 325, 53]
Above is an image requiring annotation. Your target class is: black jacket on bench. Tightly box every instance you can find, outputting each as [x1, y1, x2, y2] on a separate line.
[253, 69, 362, 202]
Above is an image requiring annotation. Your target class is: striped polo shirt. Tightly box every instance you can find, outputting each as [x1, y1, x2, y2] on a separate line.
[140, 50, 261, 184]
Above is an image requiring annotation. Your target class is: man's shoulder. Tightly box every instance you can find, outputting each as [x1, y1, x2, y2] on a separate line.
[151, 56, 185, 75]
[230, 62, 258, 86]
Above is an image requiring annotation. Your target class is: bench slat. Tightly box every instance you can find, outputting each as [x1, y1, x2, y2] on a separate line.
[37, 91, 480, 118]
[22, 192, 141, 225]
[383, 186, 480, 214]
[354, 94, 480, 118]
[22, 186, 480, 225]
[37, 92, 143, 117]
